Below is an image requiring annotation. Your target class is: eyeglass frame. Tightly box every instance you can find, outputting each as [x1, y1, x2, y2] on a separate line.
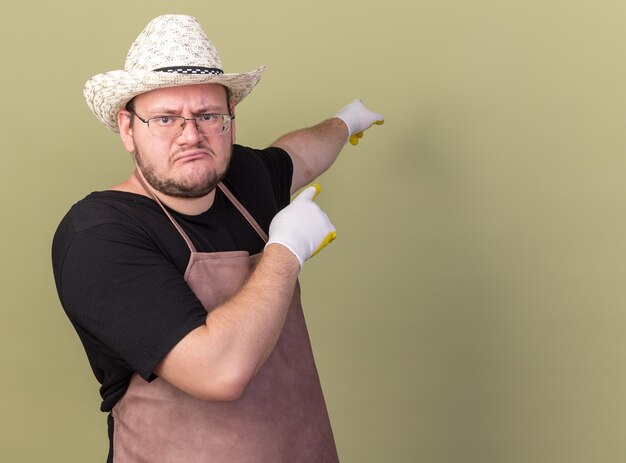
[128, 110, 235, 138]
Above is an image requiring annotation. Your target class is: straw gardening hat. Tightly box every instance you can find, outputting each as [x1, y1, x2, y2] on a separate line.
[84, 14, 265, 132]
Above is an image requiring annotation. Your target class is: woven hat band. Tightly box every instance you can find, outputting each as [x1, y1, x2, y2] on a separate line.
[153, 67, 224, 75]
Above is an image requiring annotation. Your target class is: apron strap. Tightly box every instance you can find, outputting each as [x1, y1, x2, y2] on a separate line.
[134, 171, 198, 253]
[217, 183, 269, 243]
[134, 171, 269, 253]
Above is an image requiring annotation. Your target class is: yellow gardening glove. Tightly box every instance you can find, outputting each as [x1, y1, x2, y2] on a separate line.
[334, 99, 384, 145]
[266, 185, 337, 269]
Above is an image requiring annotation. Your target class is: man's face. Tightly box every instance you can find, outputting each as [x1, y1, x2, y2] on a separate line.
[121, 83, 235, 198]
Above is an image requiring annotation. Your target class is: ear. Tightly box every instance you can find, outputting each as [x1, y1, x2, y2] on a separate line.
[118, 109, 136, 153]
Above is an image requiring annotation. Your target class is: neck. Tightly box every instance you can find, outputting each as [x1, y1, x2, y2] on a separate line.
[111, 169, 217, 215]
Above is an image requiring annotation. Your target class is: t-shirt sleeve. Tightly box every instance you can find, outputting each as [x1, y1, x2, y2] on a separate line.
[54, 219, 207, 382]
[231, 145, 293, 208]
[251, 146, 293, 207]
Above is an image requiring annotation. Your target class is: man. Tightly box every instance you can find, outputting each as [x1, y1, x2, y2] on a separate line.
[52, 14, 383, 462]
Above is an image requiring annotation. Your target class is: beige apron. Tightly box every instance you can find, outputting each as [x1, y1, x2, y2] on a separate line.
[111, 178, 339, 462]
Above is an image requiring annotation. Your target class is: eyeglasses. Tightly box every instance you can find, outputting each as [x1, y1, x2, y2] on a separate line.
[130, 111, 235, 138]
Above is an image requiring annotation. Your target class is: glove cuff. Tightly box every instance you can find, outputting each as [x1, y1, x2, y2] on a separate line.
[264, 240, 305, 270]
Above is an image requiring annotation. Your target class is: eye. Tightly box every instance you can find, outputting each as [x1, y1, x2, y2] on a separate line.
[198, 114, 219, 123]
[152, 116, 177, 126]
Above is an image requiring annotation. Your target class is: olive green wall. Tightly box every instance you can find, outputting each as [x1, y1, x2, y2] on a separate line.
[3, 1, 626, 461]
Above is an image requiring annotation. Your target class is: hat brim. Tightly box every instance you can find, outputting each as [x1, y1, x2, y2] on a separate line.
[84, 66, 265, 132]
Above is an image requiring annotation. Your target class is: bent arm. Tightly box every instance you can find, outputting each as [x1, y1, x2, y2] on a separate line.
[154, 244, 300, 401]
[154, 186, 336, 402]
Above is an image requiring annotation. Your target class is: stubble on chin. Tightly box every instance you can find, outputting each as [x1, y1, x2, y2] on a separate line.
[134, 145, 232, 199]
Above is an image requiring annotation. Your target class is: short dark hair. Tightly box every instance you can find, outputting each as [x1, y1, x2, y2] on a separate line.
[225, 86, 232, 114]
[125, 98, 136, 128]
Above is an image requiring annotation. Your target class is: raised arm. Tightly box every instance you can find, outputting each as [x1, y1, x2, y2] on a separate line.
[271, 100, 384, 194]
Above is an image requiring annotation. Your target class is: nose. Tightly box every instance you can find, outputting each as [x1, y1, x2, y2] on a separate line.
[178, 117, 202, 144]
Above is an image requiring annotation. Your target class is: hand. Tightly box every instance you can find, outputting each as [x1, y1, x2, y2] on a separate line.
[334, 99, 384, 145]
[266, 185, 337, 268]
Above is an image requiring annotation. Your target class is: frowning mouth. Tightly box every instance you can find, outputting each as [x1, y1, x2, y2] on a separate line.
[173, 150, 212, 163]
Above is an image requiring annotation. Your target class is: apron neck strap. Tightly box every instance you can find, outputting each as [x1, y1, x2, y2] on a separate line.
[133, 171, 269, 253]
[134, 171, 198, 253]
[217, 183, 269, 243]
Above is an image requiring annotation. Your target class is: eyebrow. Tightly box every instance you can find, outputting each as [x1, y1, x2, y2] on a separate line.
[145, 105, 228, 115]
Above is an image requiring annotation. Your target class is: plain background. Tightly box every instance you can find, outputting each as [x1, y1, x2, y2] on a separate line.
[3, 1, 626, 462]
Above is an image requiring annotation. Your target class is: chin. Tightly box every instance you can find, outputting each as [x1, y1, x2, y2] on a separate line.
[172, 171, 226, 198]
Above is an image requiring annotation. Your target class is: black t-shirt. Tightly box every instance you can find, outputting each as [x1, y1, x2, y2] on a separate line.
[52, 145, 293, 412]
